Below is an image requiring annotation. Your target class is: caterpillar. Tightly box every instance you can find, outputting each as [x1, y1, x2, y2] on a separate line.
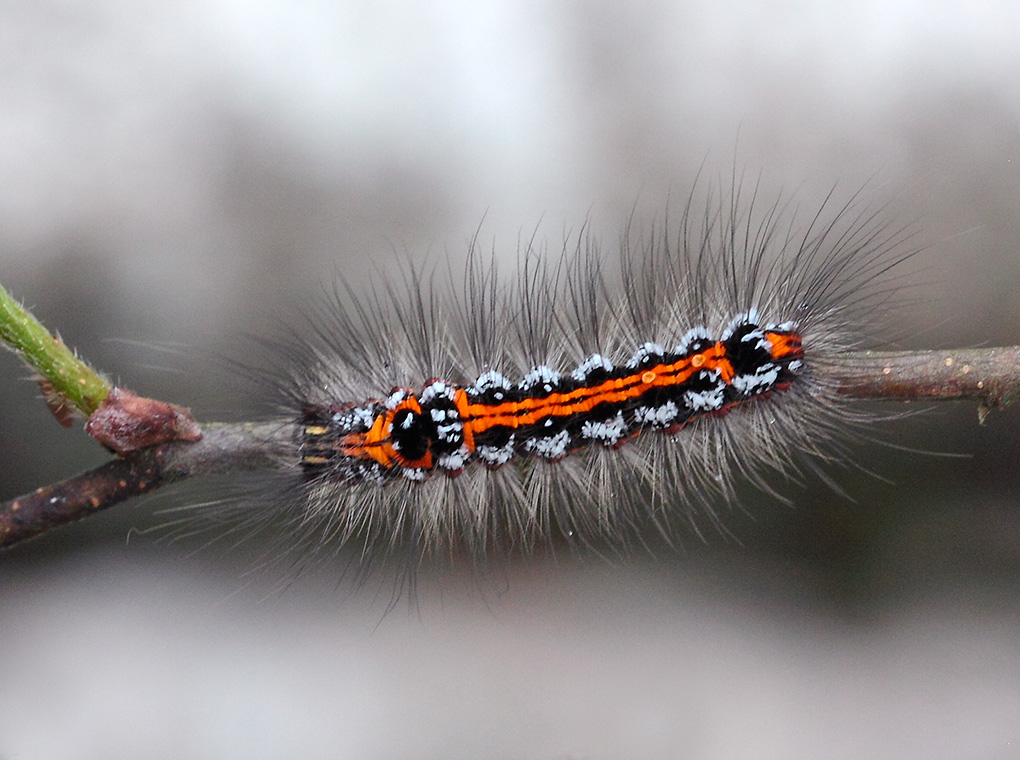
[228, 182, 914, 568]
[298, 313, 803, 482]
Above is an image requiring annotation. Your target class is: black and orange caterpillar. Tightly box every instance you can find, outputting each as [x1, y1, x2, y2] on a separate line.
[299, 312, 803, 485]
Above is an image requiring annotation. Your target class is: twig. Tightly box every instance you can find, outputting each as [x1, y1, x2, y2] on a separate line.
[0, 423, 290, 549]
[2, 347, 1019, 551]
[833, 347, 1020, 422]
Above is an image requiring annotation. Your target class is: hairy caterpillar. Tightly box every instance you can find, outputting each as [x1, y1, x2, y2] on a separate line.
[222, 183, 914, 568]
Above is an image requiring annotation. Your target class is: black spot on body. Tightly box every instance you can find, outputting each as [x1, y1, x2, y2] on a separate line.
[390, 409, 432, 461]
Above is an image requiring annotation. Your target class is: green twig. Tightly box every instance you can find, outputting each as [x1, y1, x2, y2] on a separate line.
[0, 279, 111, 417]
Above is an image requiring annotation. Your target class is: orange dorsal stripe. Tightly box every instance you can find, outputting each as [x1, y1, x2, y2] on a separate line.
[337, 334, 802, 471]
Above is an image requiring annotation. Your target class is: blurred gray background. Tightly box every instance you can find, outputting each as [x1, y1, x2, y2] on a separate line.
[2, 1, 1019, 758]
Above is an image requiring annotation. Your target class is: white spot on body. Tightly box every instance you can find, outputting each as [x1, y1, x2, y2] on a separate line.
[520, 365, 560, 393]
[732, 364, 780, 395]
[477, 440, 515, 466]
[676, 327, 710, 354]
[472, 371, 510, 394]
[523, 430, 571, 459]
[685, 384, 725, 411]
[627, 342, 665, 369]
[401, 468, 427, 482]
[571, 353, 613, 382]
[340, 406, 377, 432]
[634, 401, 680, 427]
[581, 412, 628, 445]
[722, 309, 763, 340]
[384, 389, 412, 409]
[420, 381, 456, 403]
[437, 446, 471, 472]
[436, 422, 463, 442]
[740, 328, 770, 351]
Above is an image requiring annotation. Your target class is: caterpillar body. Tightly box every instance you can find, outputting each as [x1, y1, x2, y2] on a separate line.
[298, 314, 803, 482]
[252, 185, 911, 563]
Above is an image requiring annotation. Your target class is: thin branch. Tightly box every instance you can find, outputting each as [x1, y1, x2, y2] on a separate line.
[0, 423, 290, 549]
[2, 347, 1020, 551]
[833, 347, 1020, 421]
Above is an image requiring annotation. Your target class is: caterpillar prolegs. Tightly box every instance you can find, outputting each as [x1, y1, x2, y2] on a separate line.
[259, 186, 911, 561]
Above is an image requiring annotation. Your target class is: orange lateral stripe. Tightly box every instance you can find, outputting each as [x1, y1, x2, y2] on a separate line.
[764, 331, 803, 360]
[335, 335, 802, 471]
[461, 343, 734, 437]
